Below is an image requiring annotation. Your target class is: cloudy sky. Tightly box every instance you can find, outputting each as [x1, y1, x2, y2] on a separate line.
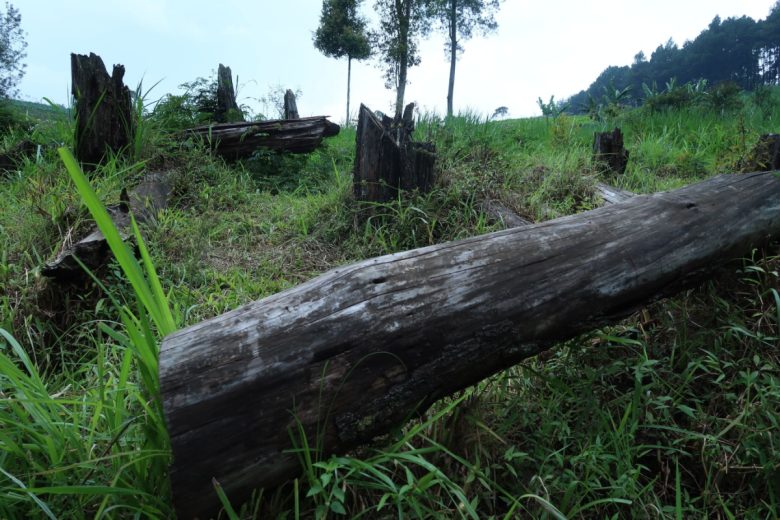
[12, 0, 778, 121]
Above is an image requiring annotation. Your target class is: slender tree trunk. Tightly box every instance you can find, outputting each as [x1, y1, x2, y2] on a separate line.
[346, 56, 352, 126]
[447, 0, 457, 117]
[395, 0, 411, 119]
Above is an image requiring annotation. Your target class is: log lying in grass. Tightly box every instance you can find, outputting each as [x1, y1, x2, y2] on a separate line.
[42, 172, 169, 281]
[480, 198, 532, 227]
[186, 116, 340, 159]
[160, 171, 780, 518]
[595, 182, 635, 204]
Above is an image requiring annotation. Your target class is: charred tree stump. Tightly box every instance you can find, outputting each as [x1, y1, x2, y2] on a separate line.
[186, 116, 340, 159]
[215, 64, 243, 123]
[42, 172, 170, 281]
[353, 103, 436, 203]
[283, 89, 299, 120]
[747, 133, 780, 172]
[71, 53, 134, 167]
[593, 128, 629, 175]
[160, 171, 780, 518]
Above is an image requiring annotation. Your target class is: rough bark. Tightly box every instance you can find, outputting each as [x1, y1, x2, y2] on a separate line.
[42, 172, 170, 281]
[593, 128, 630, 175]
[394, 0, 411, 119]
[215, 64, 243, 123]
[186, 116, 340, 160]
[747, 133, 780, 172]
[346, 57, 352, 126]
[161, 171, 780, 519]
[446, 0, 456, 117]
[595, 182, 635, 205]
[71, 53, 134, 167]
[353, 103, 436, 203]
[283, 89, 299, 120]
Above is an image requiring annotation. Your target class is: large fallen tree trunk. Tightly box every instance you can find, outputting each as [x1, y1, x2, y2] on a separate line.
[187, 116, 340, 159]
[160, 171, 780, 518]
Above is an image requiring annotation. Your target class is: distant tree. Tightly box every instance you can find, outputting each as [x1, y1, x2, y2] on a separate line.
[0, 3, 27, 98]
[490, 105, 508, 119]
[431, 0, 500, 117]
[314, 0, 372, 125]
[373, 0, 432, 118]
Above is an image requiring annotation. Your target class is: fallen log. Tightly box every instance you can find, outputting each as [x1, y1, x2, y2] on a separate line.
[42, 172, 169, 281]
[187, 116, 340, 159]
[160, 171, 780, 518]
[480, 198, 532, 227]
[595, 182, 635, 204]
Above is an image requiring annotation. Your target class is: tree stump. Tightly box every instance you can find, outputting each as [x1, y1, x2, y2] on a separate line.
[747, 133, 780, 172]
[284, 89, 299, 120]
[593, 128, 629, 175]
[353, 103, 436, 203]
[71, 53, 134, 167]
[215, 64, 243, 123]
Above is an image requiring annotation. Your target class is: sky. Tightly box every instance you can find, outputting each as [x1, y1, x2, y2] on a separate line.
[11, 0, 779, 121]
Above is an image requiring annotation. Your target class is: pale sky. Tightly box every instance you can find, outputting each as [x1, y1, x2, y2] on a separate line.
[12, 0, 778, 120]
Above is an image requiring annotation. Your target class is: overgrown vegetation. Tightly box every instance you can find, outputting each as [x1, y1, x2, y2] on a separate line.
[1, 83, 779, 519]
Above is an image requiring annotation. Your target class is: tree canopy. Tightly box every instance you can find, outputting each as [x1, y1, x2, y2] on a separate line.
[373, 0, 433, 117]
[314, 0, 372, 125]
[314, 0, 372, 62]
[566, 6, 780, 112]
[0, 3, 27, 98]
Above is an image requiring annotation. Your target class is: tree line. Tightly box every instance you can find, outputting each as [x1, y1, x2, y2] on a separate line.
[314, 0, 500, 121]
[566, 2, 780, 113]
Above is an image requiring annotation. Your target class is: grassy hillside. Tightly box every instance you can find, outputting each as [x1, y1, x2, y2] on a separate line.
[0, 88, 779, 519]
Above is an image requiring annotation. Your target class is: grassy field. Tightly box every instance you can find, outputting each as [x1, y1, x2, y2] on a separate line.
[1, 89, 779, 519]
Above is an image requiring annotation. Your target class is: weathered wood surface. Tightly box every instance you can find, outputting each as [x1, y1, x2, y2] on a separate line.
[283, 89, 299, 120]
[353, 103, 436, 202]
[187, 116, 340, 159]
[160, 170, 780, 518]
[215, 64, 243, 123]
[71, 53, 134, 166]
[42, 173, 170, 281]
[595, 182, 635, 204]
[480, 199, 532, 227]
[593, 127, 629, 175]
